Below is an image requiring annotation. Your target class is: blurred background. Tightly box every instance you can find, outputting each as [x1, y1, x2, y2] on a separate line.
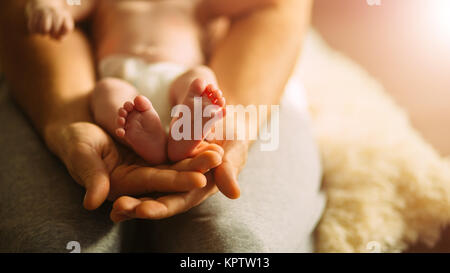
[312, 0, 449, 252]
[312, 0, 450, 157]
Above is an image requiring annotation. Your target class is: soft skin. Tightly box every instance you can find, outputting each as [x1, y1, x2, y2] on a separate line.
[0, 0, 312, 221]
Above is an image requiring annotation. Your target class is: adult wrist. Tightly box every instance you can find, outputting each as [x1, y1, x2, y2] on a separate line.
[43, 121, 73, 160]
[43, 93, 94, 155]
[43, 117, 94, 163]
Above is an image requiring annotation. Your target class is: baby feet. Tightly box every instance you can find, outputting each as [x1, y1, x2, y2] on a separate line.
[116, 96, 167, 165]
[168, 78, 226, 162]
[26, 0, 74, 39]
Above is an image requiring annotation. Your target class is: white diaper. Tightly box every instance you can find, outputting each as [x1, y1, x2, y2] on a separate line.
[98, 55, 188, 131]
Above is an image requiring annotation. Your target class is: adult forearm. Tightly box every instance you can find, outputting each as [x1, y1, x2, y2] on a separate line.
[205, 0, 313, 199]
[209, 0, 312, 107]
[197, 0, 278, 22]
[0, 1, 96, 147]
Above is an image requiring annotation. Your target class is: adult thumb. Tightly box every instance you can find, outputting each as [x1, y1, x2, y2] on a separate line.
[69, 145, 111, 210]
[83, 170, 110, 210]
[214, 162, 241, 199]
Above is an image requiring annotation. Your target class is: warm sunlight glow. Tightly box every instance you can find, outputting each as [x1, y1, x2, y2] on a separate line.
[429, 0, 450, 40]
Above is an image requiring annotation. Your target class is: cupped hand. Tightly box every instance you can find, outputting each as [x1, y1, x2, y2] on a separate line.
[47, 121, 224, 220]
[111, 138, 249, 222]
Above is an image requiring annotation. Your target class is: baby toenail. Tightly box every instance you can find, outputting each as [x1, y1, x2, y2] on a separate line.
[201, 85, 213, 96]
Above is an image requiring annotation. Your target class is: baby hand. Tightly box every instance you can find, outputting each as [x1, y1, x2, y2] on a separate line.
[26, 0, 74, 40]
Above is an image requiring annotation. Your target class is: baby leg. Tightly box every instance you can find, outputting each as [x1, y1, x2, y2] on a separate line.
[168, 66, 226, 162]
[91, 78, 167, 165]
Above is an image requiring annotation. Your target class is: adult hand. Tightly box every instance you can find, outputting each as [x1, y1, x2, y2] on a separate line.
[210, 139, 248, 199]
[111, 138, 249, 222]
[46, 121, 224, 220]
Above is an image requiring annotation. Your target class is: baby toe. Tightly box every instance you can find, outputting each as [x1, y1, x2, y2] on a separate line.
[117, 117, 126, 127]
[118, 107, 128, 118]
[115, 128, 126, 138]
[133, 95, 152, 112]
[215, 96, 226, 107]
[123, 101, 134, 112]
[204, 86, 225, 107]
[190, 78, 207, 96]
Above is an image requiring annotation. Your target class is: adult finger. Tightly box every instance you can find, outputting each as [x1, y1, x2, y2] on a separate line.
[67, 143, 111, 210]
[110, 196, 140, 223]
[214, 161, 241, 199]
[213, 141, 247, 199]
[110, 177, 218, 221]
[169, 150, 222, 173]
[109, 166, 207, 199]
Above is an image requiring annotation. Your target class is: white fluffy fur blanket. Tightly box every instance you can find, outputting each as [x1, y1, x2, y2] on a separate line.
[294, 29, 450, 252]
